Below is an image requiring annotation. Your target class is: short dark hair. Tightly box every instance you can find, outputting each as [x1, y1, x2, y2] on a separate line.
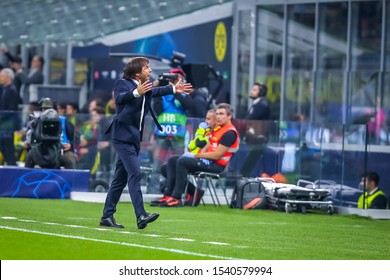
[216, 103, 234, 116]
[361, 171, 380, 186]
[67, 102, 79, 112]
[34, 55, 44, 67]
[122, 57, 149, 80]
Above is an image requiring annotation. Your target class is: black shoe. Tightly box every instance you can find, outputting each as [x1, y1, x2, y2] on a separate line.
[137, 212, 160, 229]
[194, 189, 205, 206]
[99, 216, 124, 228]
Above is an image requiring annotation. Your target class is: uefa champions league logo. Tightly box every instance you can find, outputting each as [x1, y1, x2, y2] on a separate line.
[11, 170, 71, 199]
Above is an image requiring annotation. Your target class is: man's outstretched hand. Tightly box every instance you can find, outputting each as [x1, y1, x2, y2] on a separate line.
[174, 78, 193, 94]
[137, 80, 153, 95]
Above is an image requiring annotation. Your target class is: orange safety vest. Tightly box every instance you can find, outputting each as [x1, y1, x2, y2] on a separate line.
[206, 123, 239, 166]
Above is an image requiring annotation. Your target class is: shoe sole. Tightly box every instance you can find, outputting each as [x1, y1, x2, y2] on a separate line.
[99, 222, 124, 229]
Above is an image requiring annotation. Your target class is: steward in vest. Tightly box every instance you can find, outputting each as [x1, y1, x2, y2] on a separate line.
[357, 171, 388, 209]
[160, 103, 239, 207]
[150, 109, 217, 207]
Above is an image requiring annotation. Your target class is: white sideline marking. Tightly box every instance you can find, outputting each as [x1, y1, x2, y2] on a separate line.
[42, 222, 60, 225]
[203, 242, 229, 246]
[233, 246, 250, 248]
[144, 234, 162, 237]
[0, 226, 241, 260]
[168, 238, 195, 242]
[19, 219, 38, 223]
[1, 216, 242, 252]
[118, 231, 137, 235]
[64, 225, 86, 228]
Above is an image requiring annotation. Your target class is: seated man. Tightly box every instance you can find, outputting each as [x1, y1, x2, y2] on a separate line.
[160, 103, 239, 207]
[151, 108, 216, 206]
[357, 171, 388, 209]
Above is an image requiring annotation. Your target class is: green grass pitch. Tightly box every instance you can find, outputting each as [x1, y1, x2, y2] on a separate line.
[0, 198, 389, 260]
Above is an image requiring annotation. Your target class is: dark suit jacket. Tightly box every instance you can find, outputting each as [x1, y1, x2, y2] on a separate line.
[0, 84, 20, 131]
[19, 69, 44, 102]
[106, 78, 174, 148]
[0, 84, 20, 111]
[245, 98, 270, 120]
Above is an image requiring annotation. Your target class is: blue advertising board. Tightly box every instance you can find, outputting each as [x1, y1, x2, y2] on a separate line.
[0, 167, 90, 199]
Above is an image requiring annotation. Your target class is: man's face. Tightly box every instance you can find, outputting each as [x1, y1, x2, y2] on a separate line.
[31, 56, 41, 69]
[205, 112, 216, 128]
[0, 71, 10, 85]
[138, 64, 152, 83]
[215, 108, 231, 126]
[361, 177, 375, 191]
[89, 100, 97, 114]
[66, 105, 76, 115]
[249, 84, 260, 99]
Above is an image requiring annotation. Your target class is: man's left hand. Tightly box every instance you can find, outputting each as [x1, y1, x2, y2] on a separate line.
[174, 78, 193, 94]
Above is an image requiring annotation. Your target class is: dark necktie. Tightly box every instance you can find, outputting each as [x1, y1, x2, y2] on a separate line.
[146, 100, 162, 131]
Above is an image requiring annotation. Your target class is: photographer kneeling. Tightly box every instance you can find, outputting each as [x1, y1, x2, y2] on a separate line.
[24, 98, 62, 169]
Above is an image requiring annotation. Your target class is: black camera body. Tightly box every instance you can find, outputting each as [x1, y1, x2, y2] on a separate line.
[158, 73, 178, 86]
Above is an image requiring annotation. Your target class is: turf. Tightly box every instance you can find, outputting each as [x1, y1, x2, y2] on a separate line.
[0, 198, 389, 260]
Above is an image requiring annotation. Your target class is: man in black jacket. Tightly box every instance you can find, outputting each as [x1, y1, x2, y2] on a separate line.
[100, 57, 192, 229]
[0, 68, 20, 165]
[245, 83, 270, 120]
[241, 83, 270, 177]
[357, 172, 388, 209]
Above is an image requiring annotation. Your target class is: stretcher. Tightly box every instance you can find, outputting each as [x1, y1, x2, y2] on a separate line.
[258, 178, 334, 214]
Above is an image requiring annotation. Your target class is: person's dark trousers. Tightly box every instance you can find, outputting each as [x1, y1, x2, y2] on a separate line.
[163, 155, 179, 196]
[0, 135, 16, 165]
[24, 150, 34, 168]
[163, 155, 198, 197]
[102, 140, 146, 220]
[170, 156, 224, 199]
[60, 150, 75, 169]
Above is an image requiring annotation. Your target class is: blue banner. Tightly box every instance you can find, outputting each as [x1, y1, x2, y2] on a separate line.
[0, 167, 90, 199]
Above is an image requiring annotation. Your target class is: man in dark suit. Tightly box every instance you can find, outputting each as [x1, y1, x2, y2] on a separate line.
[245, 83, 270, 120]
[19, 55, 44, 103]
[241, 83, 270, 177]
[100, 57, 192, 229]
[0, 68, 21, 165]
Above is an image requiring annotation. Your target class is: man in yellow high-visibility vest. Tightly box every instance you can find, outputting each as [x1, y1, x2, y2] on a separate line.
[357, 172, 388, 209]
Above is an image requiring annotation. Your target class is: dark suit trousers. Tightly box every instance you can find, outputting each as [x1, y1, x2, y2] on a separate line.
[170, 156, 224, 199]
[102, 140, 146, 220]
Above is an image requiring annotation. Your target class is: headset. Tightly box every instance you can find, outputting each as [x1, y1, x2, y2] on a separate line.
[258, 83, 268, 97]
[254, 83, 268, 97]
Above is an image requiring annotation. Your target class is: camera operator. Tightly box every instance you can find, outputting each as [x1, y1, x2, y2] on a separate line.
[151, 68, 191, 173]
[24, 98, 75, 169]
[153, 69, 192, 116]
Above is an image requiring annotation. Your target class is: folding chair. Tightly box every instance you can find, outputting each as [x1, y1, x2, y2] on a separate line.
[184, 171, 228, 207]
